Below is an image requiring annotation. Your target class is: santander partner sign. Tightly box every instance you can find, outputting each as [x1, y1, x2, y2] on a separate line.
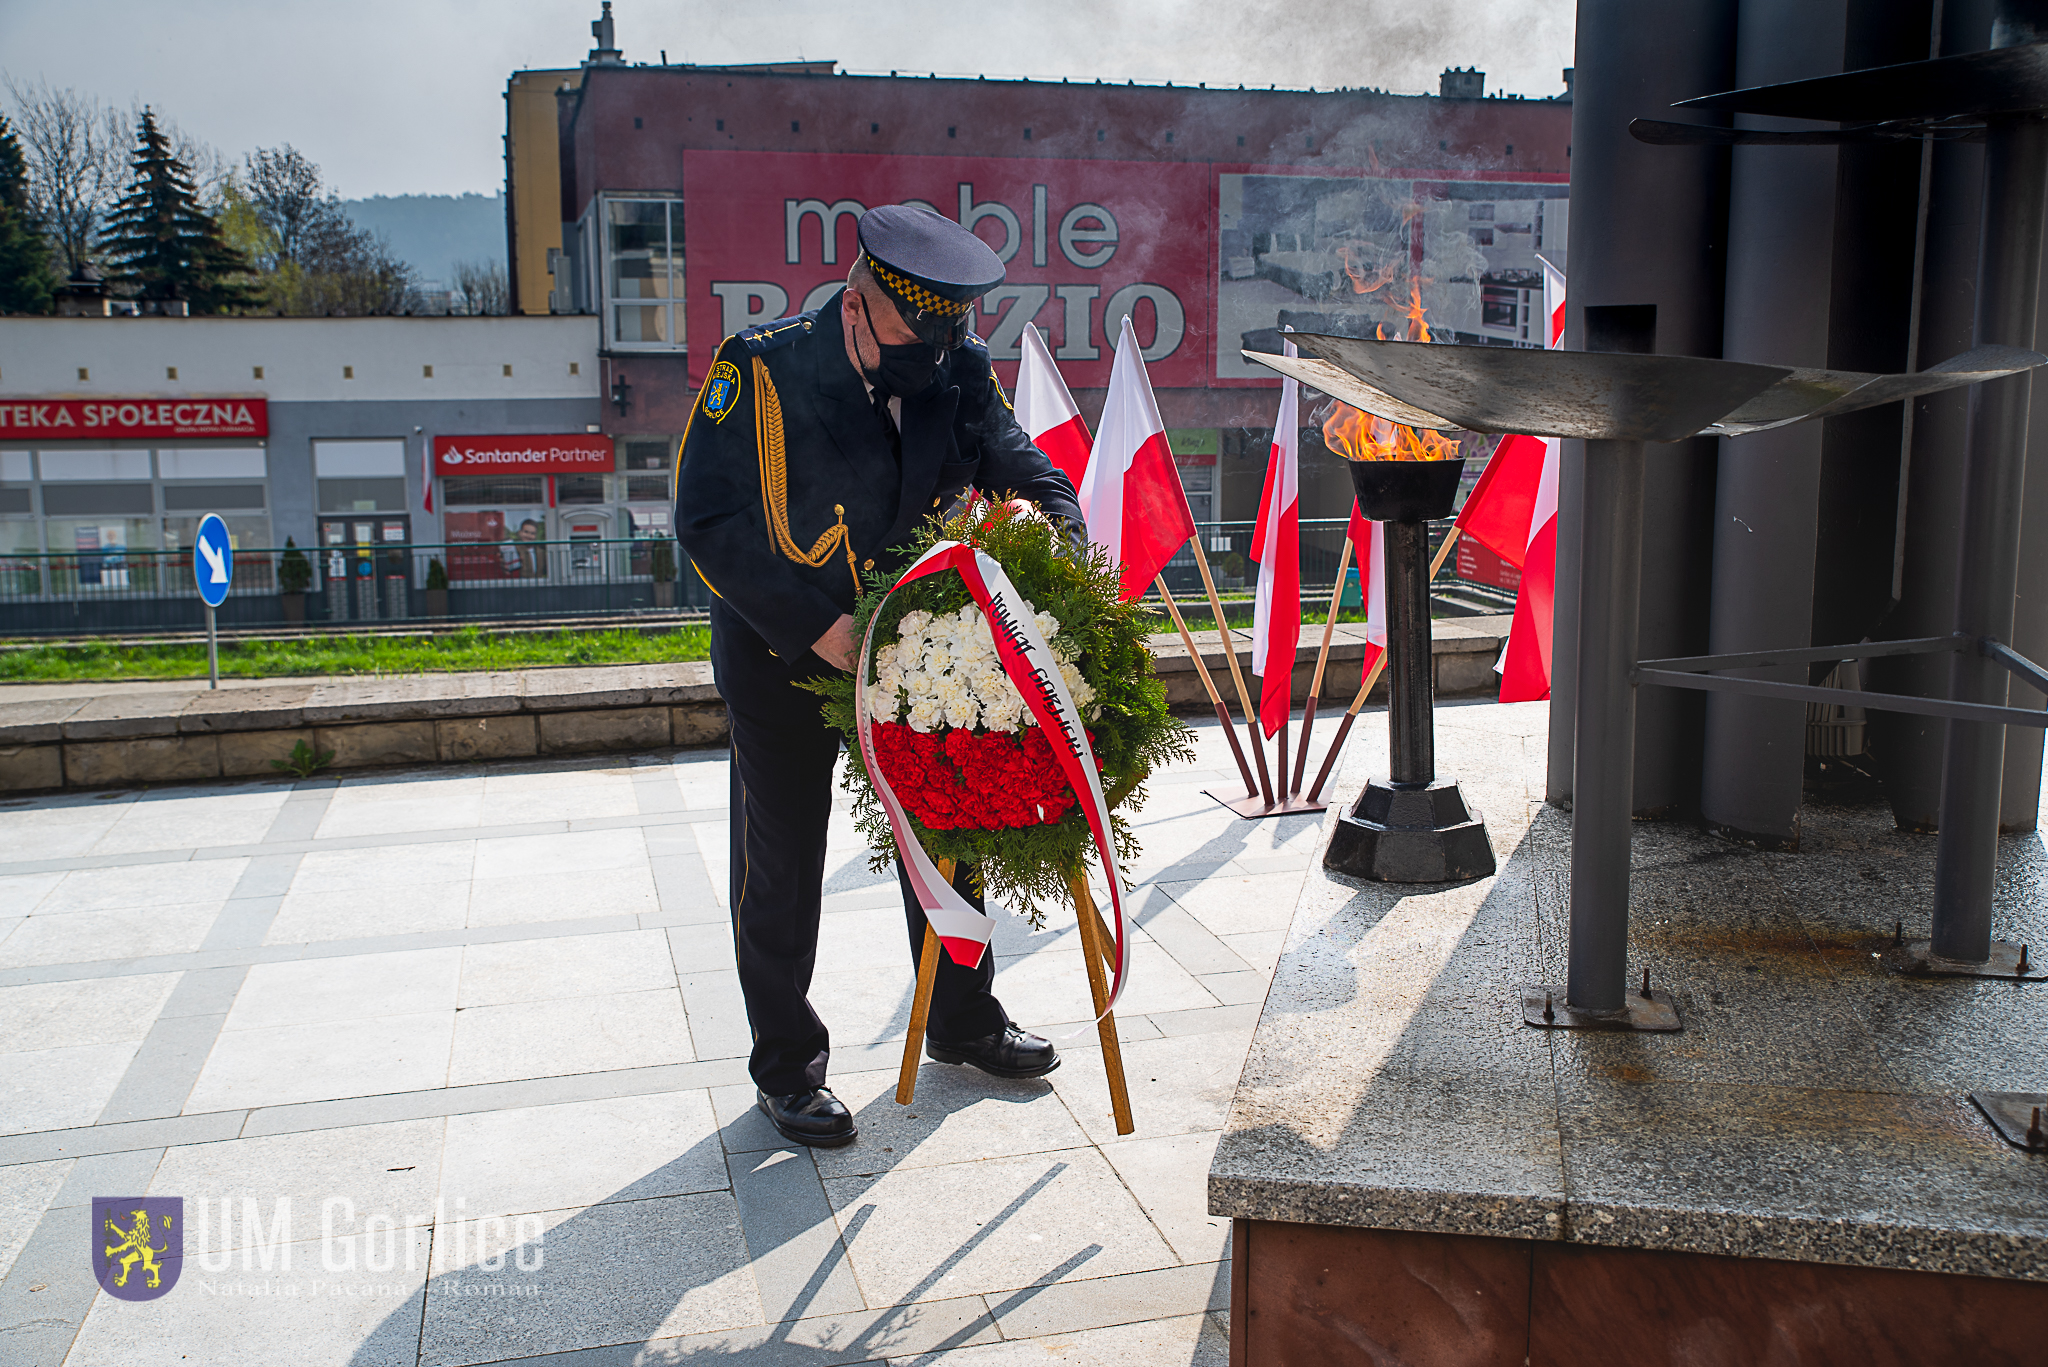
[432, 434, 613, 475]
[0, 398, 267, 440]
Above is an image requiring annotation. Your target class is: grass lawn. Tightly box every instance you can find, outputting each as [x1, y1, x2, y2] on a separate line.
[0, 625, 713, 683]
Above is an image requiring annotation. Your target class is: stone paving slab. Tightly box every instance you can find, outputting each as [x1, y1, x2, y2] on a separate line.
[0, 707, 1324, 1365]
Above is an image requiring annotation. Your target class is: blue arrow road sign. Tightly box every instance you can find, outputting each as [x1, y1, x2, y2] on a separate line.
[193, 513, 233, 608]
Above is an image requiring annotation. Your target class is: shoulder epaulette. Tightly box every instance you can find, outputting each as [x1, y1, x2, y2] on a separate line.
[736, 310, 819, 356]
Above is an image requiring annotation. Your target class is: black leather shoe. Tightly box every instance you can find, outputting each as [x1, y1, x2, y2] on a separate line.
[757, 1088, 857, 1147]
[926, 1024, 1061, 1079]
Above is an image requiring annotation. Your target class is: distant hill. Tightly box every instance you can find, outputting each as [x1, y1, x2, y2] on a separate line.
[340, 193, 505, 285]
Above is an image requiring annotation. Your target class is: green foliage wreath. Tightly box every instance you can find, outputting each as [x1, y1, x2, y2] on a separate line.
[803, 502, 1194, 924]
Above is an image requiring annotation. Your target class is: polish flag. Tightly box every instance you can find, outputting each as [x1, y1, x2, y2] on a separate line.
[1494, 258, 1566, 701]
[1249, 340, 1301, 738]
[1455, 433, 1550, 569]
[1541, 254, 1567, 348]
[1498, 442, 1560, 701]
[1080, 315, 1197, 601]
[1344, 499, 1388, 685]
[1014, 324, 1093, 486]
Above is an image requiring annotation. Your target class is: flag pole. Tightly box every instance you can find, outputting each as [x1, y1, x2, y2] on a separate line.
[1156, 572, 1258, 797]
[1191, 537, 1274, 807]
[1291, 534, 1353, 794]
[1306, 525, 1464, 803]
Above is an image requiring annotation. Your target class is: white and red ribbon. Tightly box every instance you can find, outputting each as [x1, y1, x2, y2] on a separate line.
[853, 539, 1132, 1017]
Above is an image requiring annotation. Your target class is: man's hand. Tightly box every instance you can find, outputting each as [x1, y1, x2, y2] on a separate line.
[813, 614, 857, 672]
[1000, 498, 1044, 523]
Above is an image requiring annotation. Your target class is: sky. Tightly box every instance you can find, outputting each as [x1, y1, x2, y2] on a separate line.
[0, 0, 1576, 199]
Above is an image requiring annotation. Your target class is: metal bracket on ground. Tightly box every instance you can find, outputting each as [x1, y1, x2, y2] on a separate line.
[1884, 936, 2047, 981]
[1971, 1092, 2048, 1153]
[1519, 979, 1682, 1033]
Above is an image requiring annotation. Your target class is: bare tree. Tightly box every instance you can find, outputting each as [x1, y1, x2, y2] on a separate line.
[272, 210, 415, 316]
[243, 144, 329, 269]
[3, 76, 125, 275]
[451, 257, 509, 316]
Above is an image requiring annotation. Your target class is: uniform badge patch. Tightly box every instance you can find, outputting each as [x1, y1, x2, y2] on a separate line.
[703, 360, 742, 422]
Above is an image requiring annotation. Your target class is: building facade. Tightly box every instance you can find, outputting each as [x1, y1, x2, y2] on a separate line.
[0, 317, 685, 630]
[507, 18, 1573, 523]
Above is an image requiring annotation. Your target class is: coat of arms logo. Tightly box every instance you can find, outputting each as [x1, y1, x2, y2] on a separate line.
[92, 1196, 182, 1301]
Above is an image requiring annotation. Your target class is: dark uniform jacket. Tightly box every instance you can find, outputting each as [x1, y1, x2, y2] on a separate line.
[675, 289, 1084, 692]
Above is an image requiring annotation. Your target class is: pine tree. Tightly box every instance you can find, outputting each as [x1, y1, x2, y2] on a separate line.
[99, 108, 258, 312]
[0, 113, 55, 315]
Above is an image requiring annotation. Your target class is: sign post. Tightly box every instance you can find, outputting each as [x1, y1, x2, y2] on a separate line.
[192, 514, 233, 690]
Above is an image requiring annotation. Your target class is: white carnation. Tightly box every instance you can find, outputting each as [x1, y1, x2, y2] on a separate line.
[982, 692, 1026, 732]
[906, 695, 943, 733]
[898, 609, 931, 640]
[942, 695, 980, 729]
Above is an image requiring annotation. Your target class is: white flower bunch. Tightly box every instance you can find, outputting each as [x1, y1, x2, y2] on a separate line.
[868, 603, 1099, 733]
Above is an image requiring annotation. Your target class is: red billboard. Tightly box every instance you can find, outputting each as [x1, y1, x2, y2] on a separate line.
[0, 398, 267, 440]
[680, 150, 1214, 389]
[433, 434, 612, 475]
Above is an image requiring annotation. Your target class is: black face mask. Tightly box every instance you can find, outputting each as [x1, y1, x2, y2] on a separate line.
[852, 295, 944, 397]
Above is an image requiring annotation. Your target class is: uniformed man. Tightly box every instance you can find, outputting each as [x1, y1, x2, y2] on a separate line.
[675, 205, 1087, 1149]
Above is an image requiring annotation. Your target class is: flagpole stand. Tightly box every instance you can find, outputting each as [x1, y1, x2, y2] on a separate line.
[1324, 460, 1496, 884]
[1210, 786, 1326, 818]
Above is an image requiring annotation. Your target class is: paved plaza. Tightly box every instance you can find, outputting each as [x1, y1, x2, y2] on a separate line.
[0, 700, 1528, 1366]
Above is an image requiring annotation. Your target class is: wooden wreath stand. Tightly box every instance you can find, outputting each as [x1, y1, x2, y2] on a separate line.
[896, 782, 1143, 1136]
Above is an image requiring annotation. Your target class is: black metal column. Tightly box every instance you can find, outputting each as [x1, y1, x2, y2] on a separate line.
[1699, 0, 1846, 848]
[1871, 0, 1994, 830]
[1932, 113, 2048, 961]
[1553, 0, 1737, 817]
[1547, 440, 1585, 805]
[1999, 232, 2048, 831]
[1568, 439, 1649, 1013]
[1383, 519, 1434, 787]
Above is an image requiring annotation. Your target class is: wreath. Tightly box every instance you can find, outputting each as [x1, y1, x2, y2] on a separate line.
[804, 500, 1194, 924]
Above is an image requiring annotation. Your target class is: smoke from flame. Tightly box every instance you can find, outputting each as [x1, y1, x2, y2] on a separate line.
[1321, 283, 1456, 461]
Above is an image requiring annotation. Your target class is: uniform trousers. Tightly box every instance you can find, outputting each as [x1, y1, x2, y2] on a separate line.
[724, 652, 1007, 1096]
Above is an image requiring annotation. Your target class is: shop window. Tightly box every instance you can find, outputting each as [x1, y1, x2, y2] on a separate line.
[445, 508, 549, 582]
[622, 438, 674, 502]
[605, 197, 683, 351]
[43, 483, 154, 516]
[40, 449, 149, 481]
[46, 518, 156, 590]
[318, 478, 407, 513]
[158, 448, 266, 479]
[628, 505, 673, 576]
[0, 487, 29, 516]
[164, 484, 266, 511]
[314, 439, 407, 513]
[443, 475, 546, 507]
[556, 474, 608, 505]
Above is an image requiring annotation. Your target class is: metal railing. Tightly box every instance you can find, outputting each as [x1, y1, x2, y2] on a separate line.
[0, 537, 704, 636]
[0, 523, 1514, 637]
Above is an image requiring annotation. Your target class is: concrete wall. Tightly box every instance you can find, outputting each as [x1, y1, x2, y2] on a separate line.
[0, 316, 601, 403]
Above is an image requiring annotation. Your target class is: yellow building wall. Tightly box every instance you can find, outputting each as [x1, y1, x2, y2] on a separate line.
[506, 68, 581, 316]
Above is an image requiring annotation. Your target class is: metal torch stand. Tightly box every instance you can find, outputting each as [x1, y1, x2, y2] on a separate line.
[1522, 438, 1681, 1032]
[1323, 518, 1496, 884]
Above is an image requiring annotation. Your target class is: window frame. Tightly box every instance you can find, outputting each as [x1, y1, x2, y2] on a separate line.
[595, 193, 685, 354]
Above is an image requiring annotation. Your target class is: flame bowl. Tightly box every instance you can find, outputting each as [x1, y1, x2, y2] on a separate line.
[1347, 456, 1466, 522]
